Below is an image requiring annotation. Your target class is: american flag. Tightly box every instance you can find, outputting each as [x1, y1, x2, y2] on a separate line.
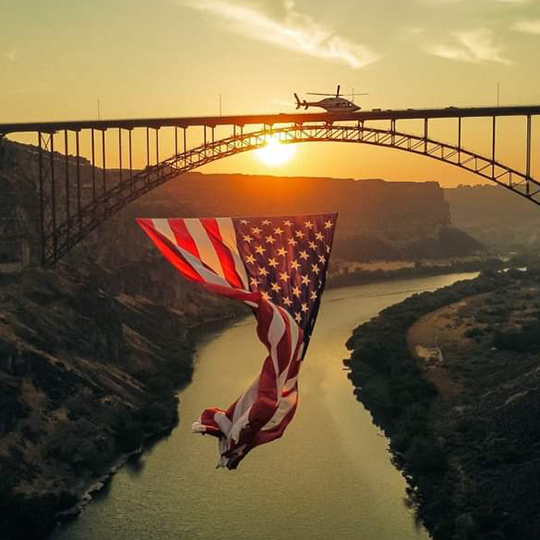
[137, 213, 337, 469]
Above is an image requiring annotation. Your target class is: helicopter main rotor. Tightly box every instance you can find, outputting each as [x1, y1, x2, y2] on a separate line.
[306, 85, 368, 99]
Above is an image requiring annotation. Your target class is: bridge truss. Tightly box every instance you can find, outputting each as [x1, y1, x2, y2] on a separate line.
[1, 106, 539, 265]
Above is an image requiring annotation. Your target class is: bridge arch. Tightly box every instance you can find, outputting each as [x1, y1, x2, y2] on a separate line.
[39, 123, 540, 264]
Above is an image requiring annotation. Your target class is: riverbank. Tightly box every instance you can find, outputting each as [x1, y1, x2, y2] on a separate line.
[53, 276, 483, 540]
[0, 262, 245, 540]
[48, 311, 246, 535]
[345, 268, 540, 540]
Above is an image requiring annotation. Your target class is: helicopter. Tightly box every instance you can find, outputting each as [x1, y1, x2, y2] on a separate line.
[294, 85, 368, 113]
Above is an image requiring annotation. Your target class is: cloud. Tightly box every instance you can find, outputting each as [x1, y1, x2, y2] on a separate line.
[183, 0, 379, 69]
[3, 49, 18, 61]
[513, 19, 540, 34]
[401, 26, 428, 37]
[429, 28, 510, 64]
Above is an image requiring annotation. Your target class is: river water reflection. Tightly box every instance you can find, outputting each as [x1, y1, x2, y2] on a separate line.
[52, 273, 477, 540]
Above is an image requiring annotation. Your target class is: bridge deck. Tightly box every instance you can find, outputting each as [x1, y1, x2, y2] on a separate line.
[2, 105, 540, 135]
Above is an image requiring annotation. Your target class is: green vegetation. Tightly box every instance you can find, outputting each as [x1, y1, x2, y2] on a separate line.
[493, 319, 540, 353]
[344, 270, 524, 540]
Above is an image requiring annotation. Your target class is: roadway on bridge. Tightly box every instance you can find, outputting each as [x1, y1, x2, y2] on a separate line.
[2, 105, 540, 135]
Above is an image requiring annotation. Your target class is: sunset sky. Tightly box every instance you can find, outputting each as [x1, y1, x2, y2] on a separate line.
[2, 0, 540, 186]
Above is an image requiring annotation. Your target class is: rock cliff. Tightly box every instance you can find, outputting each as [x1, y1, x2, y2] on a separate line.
[445, 184, 540, 251]
[149, 172, 462, 261]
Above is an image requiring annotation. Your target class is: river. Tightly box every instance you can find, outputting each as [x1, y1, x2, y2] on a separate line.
[52, 273, 477, 540]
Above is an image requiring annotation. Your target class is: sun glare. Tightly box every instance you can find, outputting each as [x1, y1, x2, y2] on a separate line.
[255, 137, 296, 166]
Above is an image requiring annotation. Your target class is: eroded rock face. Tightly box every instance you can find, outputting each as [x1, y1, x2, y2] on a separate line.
[0, 262, 204, 539]
[0, 162, 29, 265]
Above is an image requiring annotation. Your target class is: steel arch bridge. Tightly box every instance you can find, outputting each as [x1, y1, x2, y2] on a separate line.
[1, 105, 539, 265]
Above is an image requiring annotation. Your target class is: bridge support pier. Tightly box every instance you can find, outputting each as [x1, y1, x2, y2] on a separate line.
[526, 115, 532, 196]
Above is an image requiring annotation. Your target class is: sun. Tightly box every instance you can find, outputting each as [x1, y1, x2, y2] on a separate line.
[255, 137, 296, 166]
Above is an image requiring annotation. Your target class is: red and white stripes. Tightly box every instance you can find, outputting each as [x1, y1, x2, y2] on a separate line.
[137, 217, 304, 469]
